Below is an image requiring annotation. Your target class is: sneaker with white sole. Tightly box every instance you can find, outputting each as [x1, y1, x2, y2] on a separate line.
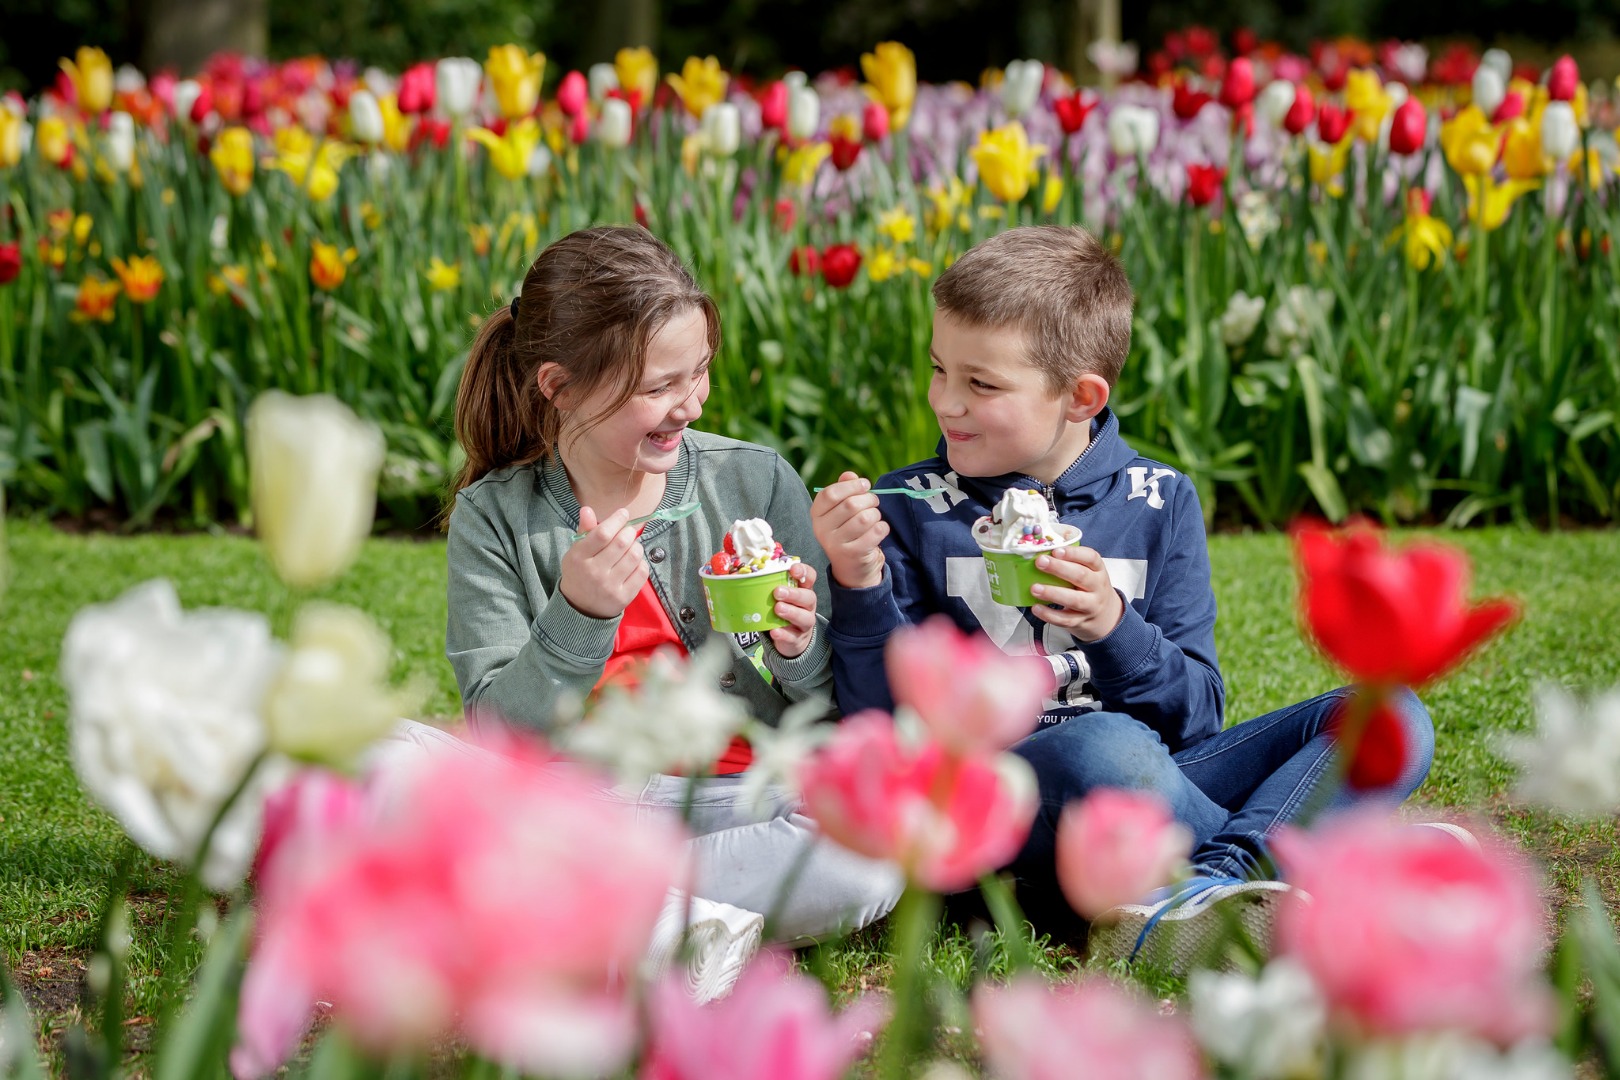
[1411, 821, 1482, 851]
[1085, 877, 1299, 976]
[642, 891, 765, 1005]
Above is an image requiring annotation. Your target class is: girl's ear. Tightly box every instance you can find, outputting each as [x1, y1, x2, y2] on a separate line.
[1065, 372, 1110, 424]
[537, 362, 569, 407]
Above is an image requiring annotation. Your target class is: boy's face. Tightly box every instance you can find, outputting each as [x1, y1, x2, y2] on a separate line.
[927, 311, 1094, 484]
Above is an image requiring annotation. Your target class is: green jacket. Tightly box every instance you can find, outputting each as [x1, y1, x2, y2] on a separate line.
[445, 430, 834, 732]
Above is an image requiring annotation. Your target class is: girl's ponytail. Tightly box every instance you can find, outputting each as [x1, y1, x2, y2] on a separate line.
[450, 300, 548, 495]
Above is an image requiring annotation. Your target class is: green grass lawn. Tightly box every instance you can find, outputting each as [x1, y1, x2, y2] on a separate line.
[3, 517, 1619, 1046]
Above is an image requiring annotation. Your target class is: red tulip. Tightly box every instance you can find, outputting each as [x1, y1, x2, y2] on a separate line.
[1331, 696, 1409, 790]
[861, 99, 889, 143]
[788, 244, 820, 277]
[188, 81, 215, 123]
[1185, 163, 1225, 207]
[772, 197, 797, 233]
[1492, 90, 1526, 124]
[1171, 82, 1212, 121]
[1232, 27, 1259, 57]
[1284, 84, 1316, 134]
[1547, 55, 1579, 102]
[820, 244, 860, 288]
[1185, 26, 1219, 59]
[568, 108, 589, 145]
[1388, 98, 1427, 155]
[409, 117, 451, 151]
[1219, 57, 1257, 109]
[1292, 519, 1519, 688]
[556, 70, 587, 118]
[758, 80, 788, 132]
[396, 63, 436, 114]
[1053, 89, 1095, 134]
[1164, 31, 1188, 61]
[634, 201, 649, 229]
[829, 132, 862, 171]
[0, 242, 21, 285]
[1317, 102, 1353, 144]
[1322, 63, 1349, 94]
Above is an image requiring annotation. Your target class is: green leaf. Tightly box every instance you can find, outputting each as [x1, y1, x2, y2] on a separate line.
[152, 907, 254, 1080]
[1297, 462, 1348, 522]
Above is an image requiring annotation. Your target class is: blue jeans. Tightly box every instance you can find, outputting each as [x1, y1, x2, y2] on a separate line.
[1010, 687, 1435, 889]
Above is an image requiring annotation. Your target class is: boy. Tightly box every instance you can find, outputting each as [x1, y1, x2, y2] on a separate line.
[811, 226, 1433, 970]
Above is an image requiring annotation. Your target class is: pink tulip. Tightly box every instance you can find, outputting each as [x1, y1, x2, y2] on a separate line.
[1055, 788, 1192, 918]
[232, 735, 688, 1078]
[798, 711, 1037, 892]
[250, 768, 369, 896]
[642, 952, 887, 1080]
[557, 70, 588, 118]
[396, 62, 436, 114]
[1273, 813, 1554, 1044]
[974, 975, 1206, 1080]
[862, 98, 890, 143]
[1547, 55, 1579, 102]
[885, 616, 1052, 756]
[758, 80, 789, 132]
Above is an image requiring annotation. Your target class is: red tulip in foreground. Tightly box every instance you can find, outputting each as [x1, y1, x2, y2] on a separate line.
[1273, 813, 1553, 1044]
[1055, 787, 1192, 918]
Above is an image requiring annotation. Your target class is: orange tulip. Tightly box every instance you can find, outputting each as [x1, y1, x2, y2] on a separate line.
[111, 255, 164, 302]
[72, 275, 121, 322]
[310, 241, 358, 291]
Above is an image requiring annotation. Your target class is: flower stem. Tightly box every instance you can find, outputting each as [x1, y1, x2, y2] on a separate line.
[875, 885, 941, 1080]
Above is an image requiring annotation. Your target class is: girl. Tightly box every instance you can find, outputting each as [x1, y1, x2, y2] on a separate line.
[444, 226, 901, 957]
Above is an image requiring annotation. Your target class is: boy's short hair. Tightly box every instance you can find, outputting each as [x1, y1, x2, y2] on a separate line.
[932, 225, 1134, 392]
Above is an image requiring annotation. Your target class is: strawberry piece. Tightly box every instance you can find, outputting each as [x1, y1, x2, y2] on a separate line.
[772, 542, 785, 558]
[708, 552, 730, 575]
[723, 533, 736, 555]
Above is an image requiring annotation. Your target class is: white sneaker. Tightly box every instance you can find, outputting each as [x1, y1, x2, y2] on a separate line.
[1086, 877, 1298, 976]
[1412, 820, 1482, 851]
[643, 891, 764, 1004]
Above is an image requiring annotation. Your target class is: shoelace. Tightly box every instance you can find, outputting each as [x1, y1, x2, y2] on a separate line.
[1129, 875, 1250, 961]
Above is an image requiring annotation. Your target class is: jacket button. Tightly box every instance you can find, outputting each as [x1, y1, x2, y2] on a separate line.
[719, 672, 737, 689]
[649, 547, 666, 564]
[679, 606, 697, 623]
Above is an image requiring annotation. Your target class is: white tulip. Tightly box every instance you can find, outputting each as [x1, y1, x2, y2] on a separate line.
[1481, 48, 1513, 83]
[365, 151, 392, 181]
[782, 69, 808, 92]
[596, 97, 633, 149]
[1001, 59, 1044, 119]
[1189, 959, 1326, 1079]
[1106, 103, 1159, 157]
[60, 579, 289, 890]
[701, 101, 741, 157]
[348, 89, 385, 144]
[1219, 290, 1268, 347]
[262, 603, 409, 767]
[786, 85, 820, 141]
[103, 112, 135, 173]
[588, 62, 620, 104]
[1255, 79, 1296, 129]
[527, 141, 553, 177]
[1472, 66, 1506, 119]
[362, 66, 395, 100]
[247, 391, 385, 589]
[1502, 683, 1620, 818]
[172, 78, 203, 122]
[1542, 101, 1579, 160]
[1389, 44, 1428, 85]
[115, 64, 146, 94]
[435, 57, 482, 119]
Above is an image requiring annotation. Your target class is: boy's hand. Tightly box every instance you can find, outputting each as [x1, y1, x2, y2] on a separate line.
[811, 471, 888, 589]
[1028, 545, 1125, 642]
[768, 562, 819, 659]
[559, 506, 649, 620]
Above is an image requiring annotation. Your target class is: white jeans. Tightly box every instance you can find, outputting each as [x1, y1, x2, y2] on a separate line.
[376, 721, 903, 945]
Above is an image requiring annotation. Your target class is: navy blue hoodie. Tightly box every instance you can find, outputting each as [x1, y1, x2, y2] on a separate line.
[827, 407, 1224, 751]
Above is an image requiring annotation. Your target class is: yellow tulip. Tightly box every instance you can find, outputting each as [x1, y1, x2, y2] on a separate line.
[970, 121, 1047, 203]
[877, 207, 917, 245]
[485, 45, 545, 119]
[1389, 191, 1452, 270]
[666, 56, 728, 119]
[467, 119, 540, 181]
[0, 106, 23, 168]
[269, 128, 351, 201]
[310, 241, 358, 291]
[379, 95, 412, 153]
[867, 246, 901, 283]
[782, 141, 831, 186]
[1343, 69, 1391, 143]
[926, 175, 969, 234]
[614, 47, 658, 106]
[1499, 118, 1548, 180]
[111, 255, 164, 302]
[1307, 138, 1353, 197]
[1042, 175, 1064, 215]
[36, 116, 76, 167]
[425, 257, 461, 291]
[1440, 106, 1498, 177]
[861, 41, 917, 131]
[210, 126, 255, 196]
[907, 257, 934, 277]
[60, 47, 113, 114]
[1463, 175, 1540, 231]
[72, 274, 121, 322]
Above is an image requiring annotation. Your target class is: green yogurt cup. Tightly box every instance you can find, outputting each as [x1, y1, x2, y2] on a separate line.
[978, 524, 1083, 606]
[699, 564, 795, 632]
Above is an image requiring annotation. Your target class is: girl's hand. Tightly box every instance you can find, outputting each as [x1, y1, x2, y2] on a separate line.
[768, 562, 819, 659]
[1027, 545, 1125, 642]
[559, 506, 649, 619]
[810, 472, 888, 589]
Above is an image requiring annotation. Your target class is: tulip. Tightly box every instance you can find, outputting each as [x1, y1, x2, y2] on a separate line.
[828, 114, 862, 171]
[1185, 162, 1225, 207]
[861, 99, 889, 143]
[425, 256, 460, 291]
[782, 141, 830, 186]
[1387, 98, 1426, 155]
[1547, 54, 1578, 102]
[788, 244, 820, 277]
[1219, 56, 1256, 109]
[210, 126, 255, 196]
[60, 47, 113, 114]
[268, 130, 350, 202]
[595, 98, 632, 149]
[758, 80, 788, 132]
[1284, 84, 1316, 135]
[263, 604, 408, 767]
[172, 79, 203, 123]
[435, 57, 482, 118]
[886, 618, 1049, 754]
[467, 118, 541, 180]
[0, 242, 20, 286]
[1500, 118, 1548, 180]
[1441, 105, 1498, 176]
[786, 85, 819, 141]
[1106, 103, 1159, 157]
[976, 977, 1205, 1080]
[860, 41, 916, 130]
[1000, 59, 1043, 119]
[1344, 68, 1391, 142]
[72, 274, 121, 322]
[1171, 82, 1212, 121]
[1394, 188, 1453, 271]
[348, 89, 385, 144]
[484, 45, 544, 119]
[1331, 695, 1410, 789]
[248, 391, 384, 589]
[111, 254, 163, 303]
[1541, 101, 1578, 160]
[393, 62, 434, 114]
[587, 62, 619, 105]
[1255, 78, 1296, 129]
[1053, 89, 1094, 134]
[1056, 789, 1192, 918]
[569, 108, 590, 145]
[1315, 100, 1350, 143]
[103, 111, 135, 173]
[820, 243, 861, 288]
[970, 121, 1047, 204]
[1480, 47, 1513, 82]
[1493, 89, 1526, 123]
[1471, 65, 1505, 118]
[1467, 175, 1541, 231]
[667, 55, 727, 118]
[556, 71, 587, 117]
[700, 101, 740, 156]
[37, 116, 75, 168]
[308, 241, 358, 292]
[614, 46, 658, 107]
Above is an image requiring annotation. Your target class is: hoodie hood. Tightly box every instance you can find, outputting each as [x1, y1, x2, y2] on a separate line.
[939, 407, 1138, 517]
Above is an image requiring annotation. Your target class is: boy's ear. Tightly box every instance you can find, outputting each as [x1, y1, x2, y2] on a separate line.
[536, 362, 570, 407]
[1065, 372, 1110, 424]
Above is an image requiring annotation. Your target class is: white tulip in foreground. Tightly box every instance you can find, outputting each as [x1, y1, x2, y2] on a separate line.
[60, 579, 289, 890]
[247, 391, 385, 589]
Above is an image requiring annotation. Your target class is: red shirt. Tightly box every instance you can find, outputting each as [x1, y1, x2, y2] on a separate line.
[592, 576, 753, 775]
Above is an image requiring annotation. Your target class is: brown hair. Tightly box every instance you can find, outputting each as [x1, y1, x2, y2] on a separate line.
[931, 225, 1134, 391]
[450, 226, 720, 497]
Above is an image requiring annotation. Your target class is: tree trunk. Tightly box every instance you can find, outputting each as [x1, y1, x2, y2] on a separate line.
[142, 0, 266, 76]
[1072, 0, 1121, 87]
[586, 0, 660, 65]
